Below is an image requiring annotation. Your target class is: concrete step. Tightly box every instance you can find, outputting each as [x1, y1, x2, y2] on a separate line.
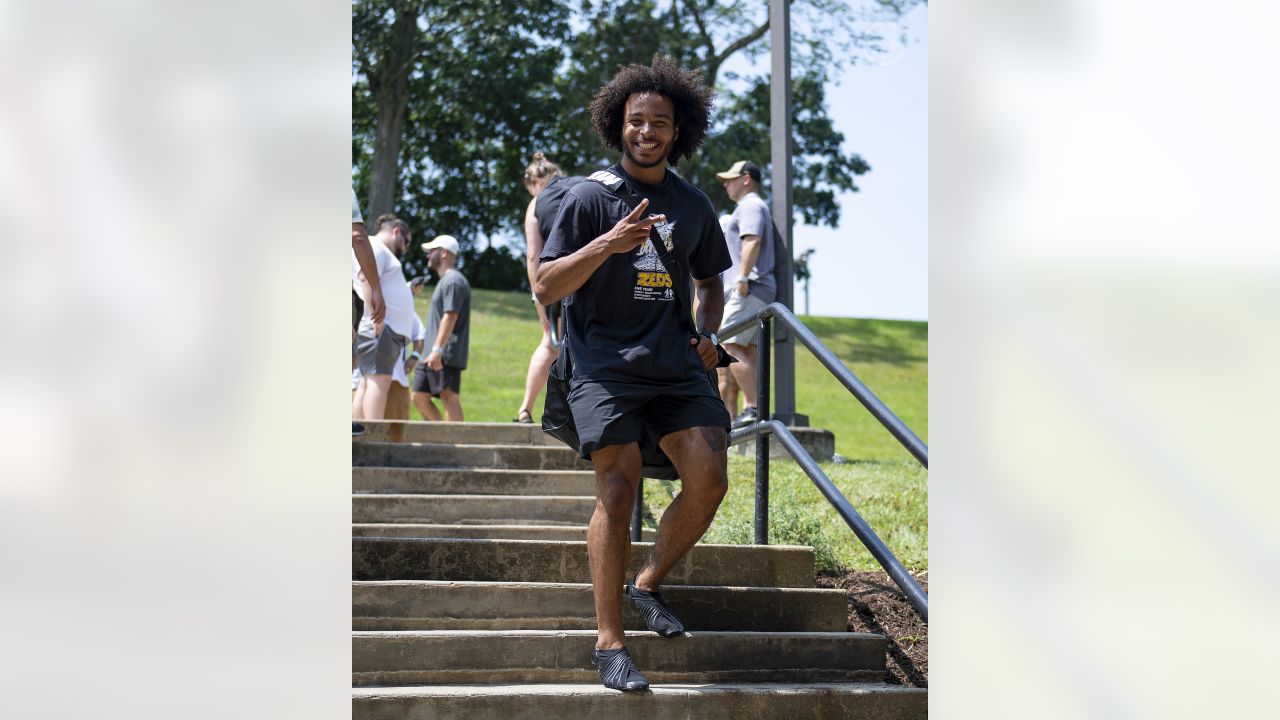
[352, 467, 595, 495]
[354, 420, 562, 446]
[731, 426, 836, 462]
[352, 683, 927, 720]
[351, 630, 887, 685]
[352, 494, 594, 526]
[352, 580, 848, 632]
[354, 441, 589, 471]
[353, 537, 815, 588]
[352, 523, 656, 542]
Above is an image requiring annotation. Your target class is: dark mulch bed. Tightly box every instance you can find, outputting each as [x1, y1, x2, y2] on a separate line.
[816, 569, 928, 687]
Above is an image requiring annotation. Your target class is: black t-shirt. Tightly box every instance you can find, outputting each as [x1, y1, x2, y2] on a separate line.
[534, 175, 586, 240]
[540, 163, 731, 383]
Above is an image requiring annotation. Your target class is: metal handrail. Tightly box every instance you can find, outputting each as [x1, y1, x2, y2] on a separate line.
[719, 301, 928, 621]
[730, 420, 928, 621]
[720, 302, 928, 468]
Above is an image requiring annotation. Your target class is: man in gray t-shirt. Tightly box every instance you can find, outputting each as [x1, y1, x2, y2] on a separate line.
[412, 235, 471, 422]
[715, 160, 776, 427]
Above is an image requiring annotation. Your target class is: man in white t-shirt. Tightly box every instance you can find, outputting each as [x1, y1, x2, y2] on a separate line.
[352, 215, 416, 420]
[352, 189, 385, 335]
[351, 189, 385, 436]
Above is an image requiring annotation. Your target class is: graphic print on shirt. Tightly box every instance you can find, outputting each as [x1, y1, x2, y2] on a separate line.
[632, 218, 676, 301]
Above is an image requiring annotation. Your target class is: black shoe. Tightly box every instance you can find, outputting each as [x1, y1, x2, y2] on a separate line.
[626, 580, 685, 637]
[731, 406, 758, 429]
[352, 421, 365, 436]
[591, 647, 649, 691]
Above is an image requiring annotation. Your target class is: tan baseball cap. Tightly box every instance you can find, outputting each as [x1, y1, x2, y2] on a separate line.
[715, 160, 761, 182]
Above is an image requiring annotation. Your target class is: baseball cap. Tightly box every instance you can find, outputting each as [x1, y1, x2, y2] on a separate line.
[421, 235, 460, 255]
[715, 160, 761, 182]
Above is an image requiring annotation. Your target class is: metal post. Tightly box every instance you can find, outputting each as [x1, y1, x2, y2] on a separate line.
[770, 0, 806, 428]
[754, 318, 771, 545]
[631, 478, 643, 542]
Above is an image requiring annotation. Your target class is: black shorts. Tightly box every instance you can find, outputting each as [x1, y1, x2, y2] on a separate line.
[567, 373, 730, 460]
[412, 364, 463, 396]
[352, 290, 364, 332]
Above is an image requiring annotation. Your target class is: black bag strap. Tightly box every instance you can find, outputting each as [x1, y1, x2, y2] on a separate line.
[586, 170, 697, 335]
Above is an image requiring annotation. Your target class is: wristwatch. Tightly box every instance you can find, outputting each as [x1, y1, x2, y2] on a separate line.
[698, 331, 720, 346]
[431, 346, 444, 354]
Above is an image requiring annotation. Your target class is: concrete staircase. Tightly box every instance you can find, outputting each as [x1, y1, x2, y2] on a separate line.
[352, 420, 926, 719]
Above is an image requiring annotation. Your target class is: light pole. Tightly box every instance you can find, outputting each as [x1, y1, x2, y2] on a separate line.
[796, 248, 815, 316]
[770, 0, 807, 426]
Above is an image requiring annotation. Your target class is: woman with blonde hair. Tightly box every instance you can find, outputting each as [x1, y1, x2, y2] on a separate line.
[513, 152, 585, 423]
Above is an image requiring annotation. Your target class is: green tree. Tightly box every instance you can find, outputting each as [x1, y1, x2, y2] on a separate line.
[543, 0, 921, 223]
[352, 0, 923, 284]
[352, 0, 572, 280]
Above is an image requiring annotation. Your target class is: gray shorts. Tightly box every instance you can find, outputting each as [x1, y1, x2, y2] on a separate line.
[356, 330, 406, 376]
[721, 291, 767, 345]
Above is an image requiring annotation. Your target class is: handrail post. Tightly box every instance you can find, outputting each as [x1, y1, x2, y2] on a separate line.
[631, 479, 643, 542]
[754, 317, 771, 545]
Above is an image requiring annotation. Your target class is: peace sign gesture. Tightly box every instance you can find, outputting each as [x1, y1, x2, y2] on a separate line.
[602, 198, 665, 255]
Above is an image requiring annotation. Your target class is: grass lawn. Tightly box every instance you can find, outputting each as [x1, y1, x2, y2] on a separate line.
[414, 287, 928, 571]
[645, 456, 927, 573]
[410, 288, 550, 423]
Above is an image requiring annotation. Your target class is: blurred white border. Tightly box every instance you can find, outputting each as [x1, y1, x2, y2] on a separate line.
[0, 2, 351, 718]
[933, 1, 1280, 717]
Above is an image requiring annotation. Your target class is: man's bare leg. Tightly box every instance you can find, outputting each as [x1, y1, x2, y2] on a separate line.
[440, 389, 464, 422]
[360, 374, 394, 419]
[413, 391, 441, 421]
[516, 336, 558, 420]
[352, 379, 366, 420]
[717, 367, 740, 417]
[633, 426, 728, 592]
[587, 442, 642, 650]
[724, 342, 758, 409]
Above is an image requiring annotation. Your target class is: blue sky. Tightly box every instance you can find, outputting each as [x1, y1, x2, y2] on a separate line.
[800, 5, 927, 321]
[727, 5, 928, 321]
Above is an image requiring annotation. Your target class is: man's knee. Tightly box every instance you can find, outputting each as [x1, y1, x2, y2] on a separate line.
[717, 367, 736, 389]
[590, 446, 640, 524]
[593, 474, 636, 524]
[692, 452, 729, 502]
[724, 342, 755, 362]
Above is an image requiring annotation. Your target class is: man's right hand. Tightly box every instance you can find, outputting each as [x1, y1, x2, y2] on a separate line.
[368, 286, 386, 335]
[603, 198, 664, 254]
[368, 288, 386, 327]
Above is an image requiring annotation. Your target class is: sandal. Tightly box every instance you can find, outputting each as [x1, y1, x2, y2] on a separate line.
[513, 409, 534, 424]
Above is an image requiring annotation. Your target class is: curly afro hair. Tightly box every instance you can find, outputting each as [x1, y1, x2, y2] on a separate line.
[589, 54, 716, 167]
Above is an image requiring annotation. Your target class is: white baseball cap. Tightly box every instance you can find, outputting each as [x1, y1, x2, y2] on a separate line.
[420, 235, 460, 255]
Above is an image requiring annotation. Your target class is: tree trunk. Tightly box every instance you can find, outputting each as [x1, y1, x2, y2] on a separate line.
[367, 2, 420, 222]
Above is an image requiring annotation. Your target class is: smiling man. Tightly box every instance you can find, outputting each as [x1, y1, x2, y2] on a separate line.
[534, 55, 732, 692]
